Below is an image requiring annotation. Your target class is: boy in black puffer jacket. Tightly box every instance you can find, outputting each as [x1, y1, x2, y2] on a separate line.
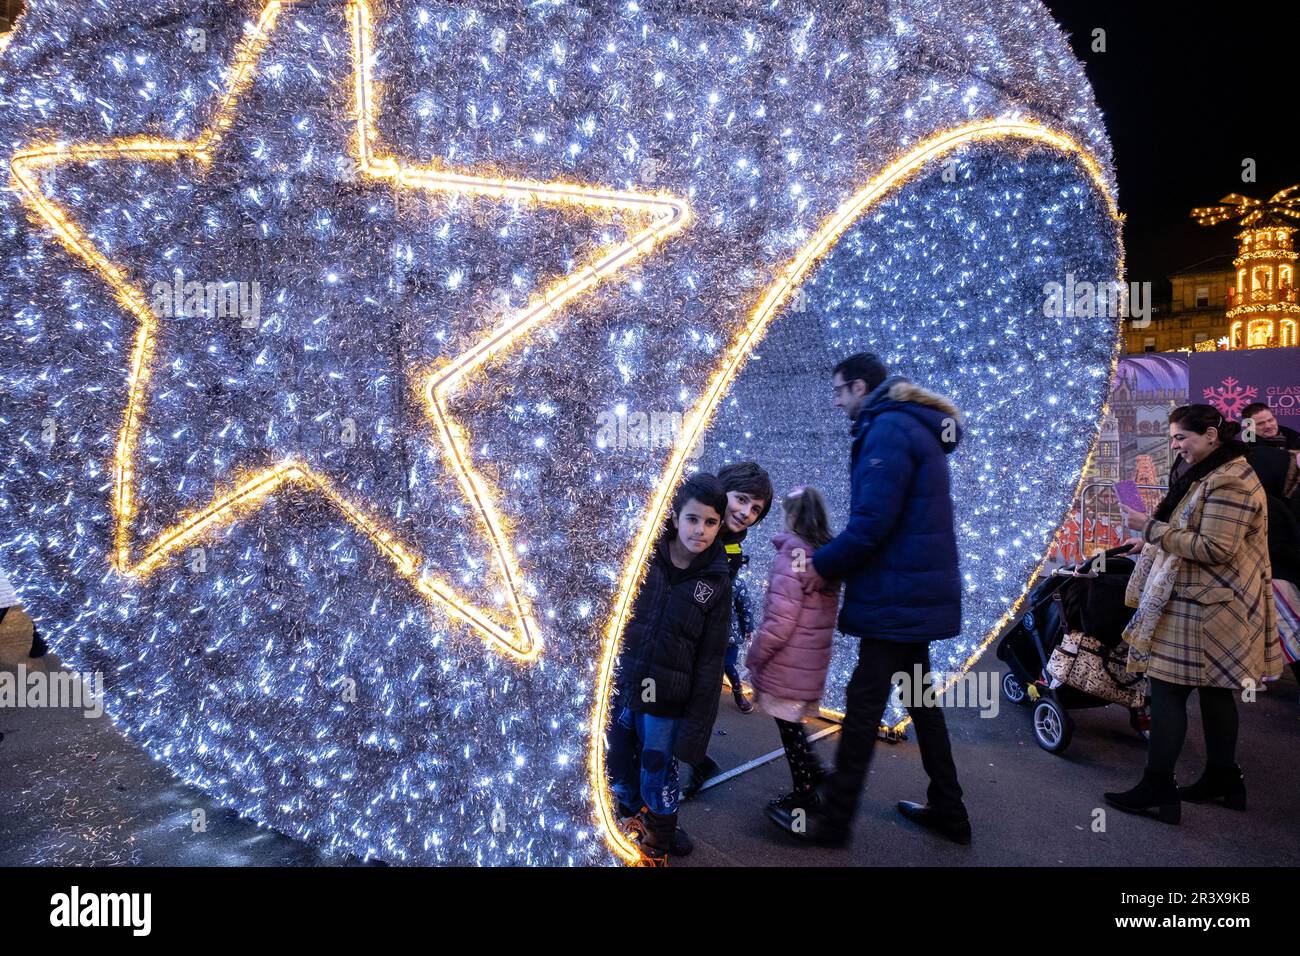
[681, 461, 773, 798]
[609, 473, 733, 865]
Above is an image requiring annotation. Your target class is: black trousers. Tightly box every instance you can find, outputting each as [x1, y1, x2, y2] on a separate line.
[1145, 677, 1239, 774]
[824, 638, 966, 825]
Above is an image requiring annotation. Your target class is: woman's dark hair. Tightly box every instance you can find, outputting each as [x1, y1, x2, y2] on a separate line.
[716, 461, 774, 524]
[671, 473, 728, 521]
[1169, 404, 1241, 442]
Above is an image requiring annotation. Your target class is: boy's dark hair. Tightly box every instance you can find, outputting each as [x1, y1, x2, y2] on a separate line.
[1241, 402, 1271, 419]
[716, 461, 774, 524]
[832, 352, 888, 394]
[671, 473, 728, 520]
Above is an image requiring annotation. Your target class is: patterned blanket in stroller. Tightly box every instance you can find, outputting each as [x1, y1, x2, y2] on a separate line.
[1047, 630, 1146, 707]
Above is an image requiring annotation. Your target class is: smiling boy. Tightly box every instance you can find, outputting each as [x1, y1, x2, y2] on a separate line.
[716, 461, 774, 713]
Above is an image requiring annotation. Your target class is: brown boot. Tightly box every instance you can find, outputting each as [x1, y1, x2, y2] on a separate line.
[630, 809, 676, 867]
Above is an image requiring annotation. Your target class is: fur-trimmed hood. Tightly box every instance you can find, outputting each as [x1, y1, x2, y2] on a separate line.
[885, 380, 962, 421]
[854, 375, 964, 454]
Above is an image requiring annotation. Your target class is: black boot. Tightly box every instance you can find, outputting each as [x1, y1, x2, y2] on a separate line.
[768, 764, 828, 813]
[768, 787, 821, 814]
[1178, 764, 1246, 811]
[626, 807, 692, 859]
[766, 784, 849, 847]
[1104, 770, 1181, 824]
[732, 682, 754, 713]
[897, 801, 972, 845]
[632, 810, 677, 867]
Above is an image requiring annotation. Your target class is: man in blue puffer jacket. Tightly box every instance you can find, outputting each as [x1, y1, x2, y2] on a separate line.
[767, 352, 971, 847]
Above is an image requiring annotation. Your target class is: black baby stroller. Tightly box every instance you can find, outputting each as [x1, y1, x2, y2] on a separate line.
[996, 545, 1150, 753]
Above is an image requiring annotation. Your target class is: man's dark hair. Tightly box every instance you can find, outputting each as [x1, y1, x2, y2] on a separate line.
[671, 473, 728, 520]
[1241, 402, 1271, 419]
[832, 352, 888, 393]
[716, 461, 774, 523]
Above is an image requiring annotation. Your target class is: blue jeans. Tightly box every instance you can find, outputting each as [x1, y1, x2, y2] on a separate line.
[608, 705, 681, 815]
[724, 642, 742, 688]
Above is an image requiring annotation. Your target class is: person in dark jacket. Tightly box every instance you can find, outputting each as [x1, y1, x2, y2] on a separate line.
[681, 461, 772, 798]
[609, 473, 733, 865]
[1244, 442, 1300, 686]
[1243, 402, 1300, 452]
[768, 352, 970, 847]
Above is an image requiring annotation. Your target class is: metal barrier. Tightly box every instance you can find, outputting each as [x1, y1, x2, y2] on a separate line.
[1076, 480, 1168, 557]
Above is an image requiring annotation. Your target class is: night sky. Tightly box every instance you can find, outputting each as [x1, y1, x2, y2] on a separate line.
[1044, 0, 1296, 297]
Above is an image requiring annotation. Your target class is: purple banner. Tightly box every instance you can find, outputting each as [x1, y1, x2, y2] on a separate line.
[1052, 346, 1299, 565]
[1191, 346, 1300, 424]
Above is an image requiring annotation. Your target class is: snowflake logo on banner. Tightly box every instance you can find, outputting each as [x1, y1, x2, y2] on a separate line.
[1203, 377, 1259, 419]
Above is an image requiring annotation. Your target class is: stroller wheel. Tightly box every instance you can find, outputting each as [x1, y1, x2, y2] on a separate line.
[1032, 697, 1073, 753]
[1001, 672, 1028, 706]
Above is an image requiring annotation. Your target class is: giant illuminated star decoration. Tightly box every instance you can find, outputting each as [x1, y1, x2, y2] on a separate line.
[9, 0, 690, 662]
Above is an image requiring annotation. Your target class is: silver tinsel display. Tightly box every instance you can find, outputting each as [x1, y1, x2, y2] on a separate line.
[704, 145, 1118, 721]
[0, 0, 1119, 864]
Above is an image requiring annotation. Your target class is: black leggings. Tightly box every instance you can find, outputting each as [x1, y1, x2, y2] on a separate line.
[775, 718, 825, 794]
[1146, 677, 1239, 774]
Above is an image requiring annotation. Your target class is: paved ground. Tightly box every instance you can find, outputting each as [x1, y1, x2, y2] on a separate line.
[0, 612, 337, 866]
[682, 656, 1300, 867]
[3, 612, 1298, 866]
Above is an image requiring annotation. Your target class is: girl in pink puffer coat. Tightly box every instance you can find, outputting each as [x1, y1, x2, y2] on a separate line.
[744, 486, 842, 809]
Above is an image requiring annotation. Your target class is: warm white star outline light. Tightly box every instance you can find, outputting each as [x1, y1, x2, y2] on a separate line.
[9, 0, 692, 663]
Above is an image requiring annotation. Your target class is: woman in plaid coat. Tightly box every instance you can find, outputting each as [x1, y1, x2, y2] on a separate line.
[1106, 404, 1281, 824]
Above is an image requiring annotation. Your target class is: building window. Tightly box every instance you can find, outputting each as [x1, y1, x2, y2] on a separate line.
[0, 1, 22, 31]
[1248, 319, 1273, 348]
[1195, 286, 1209, 307]
[1143, 336, 1156, 352]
